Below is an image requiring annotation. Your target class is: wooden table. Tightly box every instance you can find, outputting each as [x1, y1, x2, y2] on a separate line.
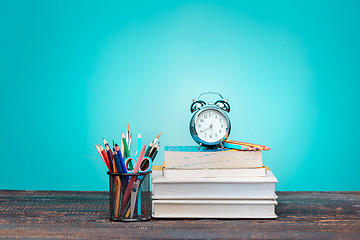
[0, 191, 359, 239]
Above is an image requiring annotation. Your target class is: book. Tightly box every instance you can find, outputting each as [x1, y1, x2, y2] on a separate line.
[152, 199, 278, 219]
[164, 146, 262, 169]
[162, 167, 266, 178]
[152, 170, 278, 199]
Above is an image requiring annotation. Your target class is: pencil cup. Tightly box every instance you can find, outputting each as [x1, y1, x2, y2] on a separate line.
[107, 171, 152, 221]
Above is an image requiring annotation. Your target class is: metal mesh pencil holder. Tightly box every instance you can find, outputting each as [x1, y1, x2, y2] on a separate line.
[107, 171, 152, 222]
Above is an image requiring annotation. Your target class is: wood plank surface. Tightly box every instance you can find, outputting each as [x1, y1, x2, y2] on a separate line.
[0, 190, 359, 239]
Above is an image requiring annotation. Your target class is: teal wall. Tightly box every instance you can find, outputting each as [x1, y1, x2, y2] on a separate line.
[1, 0, 359, 191]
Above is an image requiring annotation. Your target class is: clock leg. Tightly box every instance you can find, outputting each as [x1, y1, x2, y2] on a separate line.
[219, 142, 225, 150]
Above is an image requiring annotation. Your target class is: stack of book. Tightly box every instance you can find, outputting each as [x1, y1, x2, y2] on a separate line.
[151, 146, 278, 219]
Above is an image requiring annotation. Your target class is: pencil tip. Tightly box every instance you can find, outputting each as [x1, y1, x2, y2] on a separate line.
[156, 132, 161, 138]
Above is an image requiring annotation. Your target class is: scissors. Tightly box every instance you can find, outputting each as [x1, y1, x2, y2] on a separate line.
[120, 145, 152, 218]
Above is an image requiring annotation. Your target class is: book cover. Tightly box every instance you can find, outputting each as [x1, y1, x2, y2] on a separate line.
[152, 170, 278, 200]
[152, 199, 278, 219]
[164, 146, 262, 169]
[162, 167, 267, 178]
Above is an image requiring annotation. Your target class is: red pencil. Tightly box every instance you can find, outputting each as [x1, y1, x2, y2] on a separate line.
[95, 144, 110, 170]
[226, 140, 270, 151]
[99, 145, 110, 169]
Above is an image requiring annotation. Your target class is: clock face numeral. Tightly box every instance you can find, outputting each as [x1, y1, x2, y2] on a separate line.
[195, 109, 228, 143]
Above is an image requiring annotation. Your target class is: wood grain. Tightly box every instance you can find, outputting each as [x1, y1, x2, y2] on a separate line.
[0, 191, 359, 239]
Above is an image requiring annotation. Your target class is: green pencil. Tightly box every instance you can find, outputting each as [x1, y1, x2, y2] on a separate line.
[122, 132, 133, 169]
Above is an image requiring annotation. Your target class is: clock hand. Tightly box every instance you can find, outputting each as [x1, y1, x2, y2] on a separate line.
[200, 126, 211, 133]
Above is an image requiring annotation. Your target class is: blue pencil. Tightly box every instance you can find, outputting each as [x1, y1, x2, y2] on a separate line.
[115, 144, 127, 173]
[223, 142, 247, 151]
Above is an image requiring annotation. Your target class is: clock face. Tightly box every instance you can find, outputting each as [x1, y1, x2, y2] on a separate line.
[194, 109, 228, 143]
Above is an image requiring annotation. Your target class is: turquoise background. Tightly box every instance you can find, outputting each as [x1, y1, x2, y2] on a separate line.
[1, 0, 359, 191]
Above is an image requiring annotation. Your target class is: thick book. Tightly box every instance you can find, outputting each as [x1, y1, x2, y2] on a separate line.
[164, 146, 262, 169]
[152, 170, 278, 199]
[162, 167, 266, 178]
[152, 199, 278, 219]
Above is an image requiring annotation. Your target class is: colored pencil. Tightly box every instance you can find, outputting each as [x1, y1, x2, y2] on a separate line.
[122, 132, 130, 159]
[145, 132, 161, 156]
[113, 150, 123, 173]
[136, 132, 141, 158]
[148, 142, 159, 159]
[144, 142, 153, 157]
[111, 147, 121, 218]
[120, 138, 125, 158]
[128, 132, 132, 153]
[151, 147, 159, 160]
[103, 138, 114, 172]
[95, 144, 110, 170]
[126, 123, 130, 146]
[226, 140, 269, 151]
[114, 176, 121, 218]
[223, 142, 248, 151]
[99, 145, 110, 170]
[115, 144, 127, 173]
[149, 142, 159, 160]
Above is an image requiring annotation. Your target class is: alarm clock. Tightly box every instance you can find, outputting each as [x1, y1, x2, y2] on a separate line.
[189, 92, 231, 148]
